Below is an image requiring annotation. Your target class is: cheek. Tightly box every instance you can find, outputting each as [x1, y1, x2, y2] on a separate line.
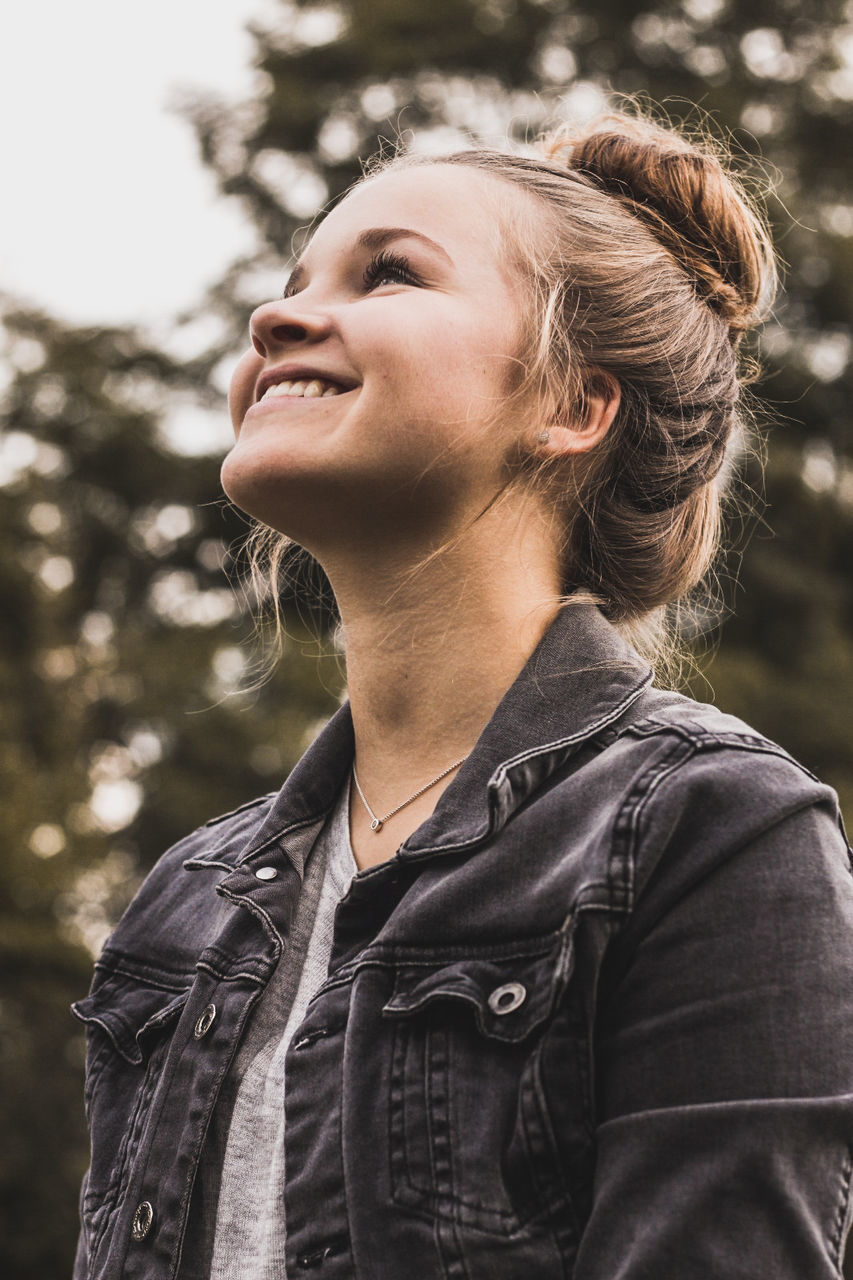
[228, 349, 263, 433]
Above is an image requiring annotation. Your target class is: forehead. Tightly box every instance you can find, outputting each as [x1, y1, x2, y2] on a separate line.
[304, 163, 514, 264]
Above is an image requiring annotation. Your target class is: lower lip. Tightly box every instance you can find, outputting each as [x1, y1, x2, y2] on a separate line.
[245, 389, 356, 418]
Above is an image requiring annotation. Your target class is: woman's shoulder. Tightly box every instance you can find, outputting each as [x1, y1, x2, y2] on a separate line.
[91, 789, 282, 981]
[602, 683, 851, 913]
[618, 682, 831, 801]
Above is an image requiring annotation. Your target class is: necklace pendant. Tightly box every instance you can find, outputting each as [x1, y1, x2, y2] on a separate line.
[352, 753, 468, 839]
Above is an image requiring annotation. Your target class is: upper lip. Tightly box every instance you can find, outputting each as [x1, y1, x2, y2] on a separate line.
[254, 364, 359, 402]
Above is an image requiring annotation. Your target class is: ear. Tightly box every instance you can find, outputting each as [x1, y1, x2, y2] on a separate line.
[540, 375, 621, 458]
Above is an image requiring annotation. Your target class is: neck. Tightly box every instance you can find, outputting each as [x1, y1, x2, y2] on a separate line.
[319, 497, 564, 804]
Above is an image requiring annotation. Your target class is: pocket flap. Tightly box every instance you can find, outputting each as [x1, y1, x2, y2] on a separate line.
[382, 941, 572, 1044]
[72, 968, 190, 1065]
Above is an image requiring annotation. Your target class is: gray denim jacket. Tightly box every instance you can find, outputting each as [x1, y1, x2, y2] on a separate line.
[73, 601, 853, 1279]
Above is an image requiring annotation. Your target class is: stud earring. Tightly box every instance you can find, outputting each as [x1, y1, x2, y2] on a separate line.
[538, 429, 551, 444]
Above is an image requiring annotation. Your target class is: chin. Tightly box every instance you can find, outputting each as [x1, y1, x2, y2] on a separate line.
[221, 431, 470, 554]
[221, 443, 302, 534]
[220, 441, 356, 552]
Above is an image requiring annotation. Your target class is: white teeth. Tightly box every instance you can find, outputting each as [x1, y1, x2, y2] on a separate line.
[260, 377, 346, 402]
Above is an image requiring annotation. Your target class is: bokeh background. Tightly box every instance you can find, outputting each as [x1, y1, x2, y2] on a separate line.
[2, 1, 852, 1276]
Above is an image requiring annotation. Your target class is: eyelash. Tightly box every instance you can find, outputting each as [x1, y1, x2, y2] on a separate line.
[362, 249, 419, 290]
[282, 248, 419, 300]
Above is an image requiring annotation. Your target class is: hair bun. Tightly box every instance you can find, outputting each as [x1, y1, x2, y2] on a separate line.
[540, 115, 775, 339]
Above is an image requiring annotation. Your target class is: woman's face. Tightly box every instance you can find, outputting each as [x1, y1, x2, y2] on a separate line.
[223, 164, 532, 555]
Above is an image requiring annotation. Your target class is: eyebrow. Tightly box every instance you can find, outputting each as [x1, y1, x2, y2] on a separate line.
[285, 225, 453, 295]
[354, 226, 453, 263]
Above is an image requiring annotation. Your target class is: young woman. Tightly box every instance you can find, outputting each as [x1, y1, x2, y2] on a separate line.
[73, 110, 853, 1280]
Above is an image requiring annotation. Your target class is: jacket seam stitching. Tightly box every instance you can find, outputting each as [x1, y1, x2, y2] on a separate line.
[216, 886, 285, 956]
[830, 1145, 853, 1270]
[315, 938, 561, 993]
[93, 954, 196, 988]
[626, 720, 821, 779]
[194, 959, 268, 984]
[490, 674, 653, 777]
[610, 736, 698, 914]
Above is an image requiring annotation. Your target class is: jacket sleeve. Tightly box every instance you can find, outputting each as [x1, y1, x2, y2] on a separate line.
[575, 764, 853, 1279]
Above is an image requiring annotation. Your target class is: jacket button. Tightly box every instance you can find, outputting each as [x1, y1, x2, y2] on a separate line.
[194, 1003, 217, 1039]
[255, 866, 278, 881]
[131, 1200, 154, 1242]
[488, 982, 527, 1015]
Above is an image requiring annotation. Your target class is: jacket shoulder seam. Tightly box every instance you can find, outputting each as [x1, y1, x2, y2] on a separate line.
[624, 716, 820, 779]
[610, 725, 841, 916]
[609, 734, 698, 914]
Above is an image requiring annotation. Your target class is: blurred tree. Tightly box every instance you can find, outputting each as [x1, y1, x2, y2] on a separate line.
[2, 0, 851, 1275]
[0, 302, 344, 1277]
[176, 0, 853, 813]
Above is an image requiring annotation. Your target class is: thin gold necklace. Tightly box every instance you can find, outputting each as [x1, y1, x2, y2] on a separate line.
[351, 755, 468, 832]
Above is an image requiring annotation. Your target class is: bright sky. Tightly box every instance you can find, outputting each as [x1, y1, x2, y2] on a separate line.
[0, 0, 268, 327]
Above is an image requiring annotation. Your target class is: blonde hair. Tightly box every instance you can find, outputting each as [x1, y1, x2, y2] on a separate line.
[244, 107, 778, 681]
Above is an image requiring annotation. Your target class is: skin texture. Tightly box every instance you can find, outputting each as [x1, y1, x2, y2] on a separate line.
[224, 165, 620, 868]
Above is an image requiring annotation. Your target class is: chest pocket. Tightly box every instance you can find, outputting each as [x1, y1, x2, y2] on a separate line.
[382, 938, 584, 1237]
[72, 968, 190, 1265]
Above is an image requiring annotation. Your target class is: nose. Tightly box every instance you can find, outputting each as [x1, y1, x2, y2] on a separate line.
[249, 296, 333, 358]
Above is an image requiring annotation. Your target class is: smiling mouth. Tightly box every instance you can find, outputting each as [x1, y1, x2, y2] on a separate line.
[258, 377, 349, 402]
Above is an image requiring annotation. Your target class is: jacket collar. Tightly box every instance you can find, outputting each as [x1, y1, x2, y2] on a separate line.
[400, 598, 652, 856]
[192, 600, 652, 869]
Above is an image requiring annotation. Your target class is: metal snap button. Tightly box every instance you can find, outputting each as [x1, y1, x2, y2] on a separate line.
[131, 1200, 154, 1242]
[488, 982, 527, 1015]
[255, 866, 277, 881]
[193, 1003, 217, 1040]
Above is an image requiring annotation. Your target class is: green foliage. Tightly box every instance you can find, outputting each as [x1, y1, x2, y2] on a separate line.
[0, 301, 344, 1278]
[3, 0, 851, 1274]
[180, 0, 853, 806]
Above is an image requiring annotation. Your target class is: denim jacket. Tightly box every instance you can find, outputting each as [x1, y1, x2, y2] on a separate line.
[73, 602, 853, 1279]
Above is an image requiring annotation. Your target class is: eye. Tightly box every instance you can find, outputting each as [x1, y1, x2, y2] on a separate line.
[362, 249, 420, 291]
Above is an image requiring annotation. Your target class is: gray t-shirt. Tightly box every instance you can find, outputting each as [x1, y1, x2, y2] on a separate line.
[179, 778, 357, 1279]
